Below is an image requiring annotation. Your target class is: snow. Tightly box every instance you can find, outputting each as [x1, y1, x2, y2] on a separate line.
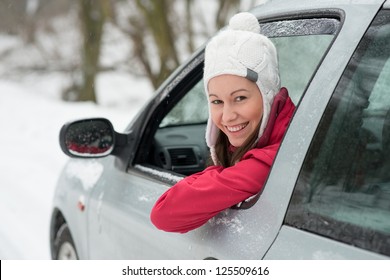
[0, 73, 153, 259]
[134, 164, 184, 183]
[65, 160, 104, 191]
[210, 215, 245, 234]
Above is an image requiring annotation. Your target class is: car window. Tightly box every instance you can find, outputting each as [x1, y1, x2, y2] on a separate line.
[137, 17, 340, 177]
[262, 18, 338, 104]
[285, 10, 390, 256]
[272, 35, 333, 104]
[159, 79, 207, 128]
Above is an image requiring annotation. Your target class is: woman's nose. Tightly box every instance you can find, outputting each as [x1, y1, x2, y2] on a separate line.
[222, 104, 237, 123]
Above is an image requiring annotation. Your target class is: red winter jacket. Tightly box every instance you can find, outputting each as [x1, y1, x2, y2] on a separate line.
[150, 88, 295, 233]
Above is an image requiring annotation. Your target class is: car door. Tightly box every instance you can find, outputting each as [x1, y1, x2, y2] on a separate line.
[265, 7, 390, 259]
[86, 12, 341, 259]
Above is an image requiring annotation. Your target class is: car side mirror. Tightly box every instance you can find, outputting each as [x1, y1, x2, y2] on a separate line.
[59, 118, 119, 158]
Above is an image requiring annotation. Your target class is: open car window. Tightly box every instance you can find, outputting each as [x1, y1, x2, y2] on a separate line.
[135, 16, 340, 178]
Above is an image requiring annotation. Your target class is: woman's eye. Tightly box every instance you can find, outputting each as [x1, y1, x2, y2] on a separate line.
[236, 96, 247, 102]
[211, 100, 222, 105]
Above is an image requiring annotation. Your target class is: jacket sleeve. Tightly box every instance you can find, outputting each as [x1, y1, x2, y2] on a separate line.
[150, 147, 276, 233]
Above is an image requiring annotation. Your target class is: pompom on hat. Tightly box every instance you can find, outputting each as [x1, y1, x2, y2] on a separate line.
[204, 12, 281, 165]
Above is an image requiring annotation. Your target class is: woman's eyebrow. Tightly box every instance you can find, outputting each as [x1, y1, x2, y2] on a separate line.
[209, 88, 248, 98]
[230, 88, 249, 96]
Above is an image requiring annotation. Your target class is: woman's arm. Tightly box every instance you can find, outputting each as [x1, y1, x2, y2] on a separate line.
[150, 148, 276, 233]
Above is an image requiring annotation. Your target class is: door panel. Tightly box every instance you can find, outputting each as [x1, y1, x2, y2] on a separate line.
[265, 226, 387, 259]
[87, 158, 282, 259]
[282, 10, 390, 258]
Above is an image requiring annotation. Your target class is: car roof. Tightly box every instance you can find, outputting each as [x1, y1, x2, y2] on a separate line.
[251, 0, 387, 18]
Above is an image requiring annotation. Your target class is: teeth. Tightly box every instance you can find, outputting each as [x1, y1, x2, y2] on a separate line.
[227, 123, 247, 132]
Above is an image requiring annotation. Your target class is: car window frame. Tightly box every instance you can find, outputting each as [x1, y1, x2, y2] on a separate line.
[133, 58, 205, 173]
[131, 14, 342, 186]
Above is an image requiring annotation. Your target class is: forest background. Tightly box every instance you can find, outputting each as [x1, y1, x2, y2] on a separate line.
[0, 0, 266, 103]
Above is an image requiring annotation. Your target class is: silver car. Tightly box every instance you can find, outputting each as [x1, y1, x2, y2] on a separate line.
[51, 0, 390, 259]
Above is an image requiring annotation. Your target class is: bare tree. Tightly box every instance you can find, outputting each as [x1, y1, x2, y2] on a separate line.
[133, 0, 180, 88]
[0, 0, 76, 79]
[113, 0, 248, 90]
[0, 0, 73, 42]
[77, 0, 105, 102]
[215, 0, 240, 29]
[63, 0, 114, 103]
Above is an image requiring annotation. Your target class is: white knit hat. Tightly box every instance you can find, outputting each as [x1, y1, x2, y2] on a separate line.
[204, 12, 281, 164]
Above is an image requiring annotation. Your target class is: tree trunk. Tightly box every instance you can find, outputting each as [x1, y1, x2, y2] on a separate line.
[135, 0, 180, 88]
[216, 0, 240, 29]
[78, 0, 105, 103]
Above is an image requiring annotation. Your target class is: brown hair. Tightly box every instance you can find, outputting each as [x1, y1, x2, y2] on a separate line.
[212, 122, 261, 167]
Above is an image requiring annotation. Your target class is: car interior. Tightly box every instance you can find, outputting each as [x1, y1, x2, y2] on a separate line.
[151, 77, 209, 176]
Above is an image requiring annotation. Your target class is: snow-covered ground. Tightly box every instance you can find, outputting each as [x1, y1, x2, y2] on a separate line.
[0, 73, 153, 259]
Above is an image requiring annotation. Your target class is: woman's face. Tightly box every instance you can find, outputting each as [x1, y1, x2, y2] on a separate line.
[208, 74, 263, 147]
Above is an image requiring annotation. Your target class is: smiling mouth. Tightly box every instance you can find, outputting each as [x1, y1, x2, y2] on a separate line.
[226, 122, 248, 132]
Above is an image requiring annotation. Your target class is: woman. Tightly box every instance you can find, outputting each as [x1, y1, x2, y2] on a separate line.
[150, 12, 295, 233]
